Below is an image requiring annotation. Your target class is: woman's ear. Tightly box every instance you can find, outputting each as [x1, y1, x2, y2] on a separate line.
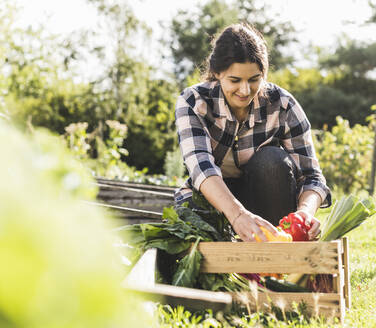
[214, 72, 221, 80]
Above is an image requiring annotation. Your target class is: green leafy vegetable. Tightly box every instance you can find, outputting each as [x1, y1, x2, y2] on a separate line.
[114, 198, 240, 291]
[172, 238, 203, 287]
[162, 206, 179, 224]
[144, 238, 191, 254]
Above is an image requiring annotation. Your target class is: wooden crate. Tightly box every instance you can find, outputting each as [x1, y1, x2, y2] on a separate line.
[124, 237, 351, 323]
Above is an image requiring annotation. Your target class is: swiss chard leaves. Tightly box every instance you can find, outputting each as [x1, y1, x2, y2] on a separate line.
[172, 238, 203, 288]
[143, 238, 191, 254]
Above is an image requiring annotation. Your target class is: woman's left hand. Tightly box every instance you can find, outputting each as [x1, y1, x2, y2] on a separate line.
[295, 209, 321, 240]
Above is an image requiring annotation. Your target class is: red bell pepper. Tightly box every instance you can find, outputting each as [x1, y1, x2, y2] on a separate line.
[278, 213, 309, 241]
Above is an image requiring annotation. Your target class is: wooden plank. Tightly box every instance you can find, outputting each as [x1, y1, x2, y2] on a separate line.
[126, 283, 232, 312]
[95, 177, 176, 193]
[332, 240, 345, 323]
[342, 237, 351, 309]
[83, 200, 162, 219]
[124, 248, 157, 288]
[232, 292, 342, 318]
[123, 249, 232, 312]
[96, 183, 174, 199]
[198, 241, 341, 274]
[95, 183, 174, 214]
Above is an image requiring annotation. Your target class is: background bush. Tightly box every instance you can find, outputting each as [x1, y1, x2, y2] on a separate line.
[313, 116, 374, 193]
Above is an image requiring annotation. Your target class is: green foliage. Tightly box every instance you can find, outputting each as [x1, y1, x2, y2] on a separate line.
[168, 0, 296, 82]
[63, 120, 133, 179]
[125, 78, 179, 173]
[164, 146, 185, 180]
[313, 116, 373, 193]
[185, 68, 203, 87]
[169, 0, 238, 81]
[269, 38, 376, 128]
[114, 203, 233, 287]
[0, 1, 179, 175]
[315, 40, 376, 126]
[95, 120, 130, 177]
[369, 0, 376, 23]
[156, 303, 332, 327]
[64, 122, 92, 161]
[0, 121, 150, 327]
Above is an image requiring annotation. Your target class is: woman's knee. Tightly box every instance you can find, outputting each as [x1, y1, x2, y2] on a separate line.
[242, 146, 297, 176]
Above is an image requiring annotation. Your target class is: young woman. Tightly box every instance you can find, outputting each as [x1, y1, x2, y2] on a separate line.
[174, 23, 331, 242]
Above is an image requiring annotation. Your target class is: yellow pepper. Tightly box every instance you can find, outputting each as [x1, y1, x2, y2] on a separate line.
[255, 227, 292, 280]
[254, 226, 293, 242]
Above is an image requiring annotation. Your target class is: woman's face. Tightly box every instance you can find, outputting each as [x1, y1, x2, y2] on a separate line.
[215, 62, 263, 113]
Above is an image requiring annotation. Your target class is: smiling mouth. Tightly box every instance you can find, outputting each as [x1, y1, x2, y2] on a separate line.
[235, 94, 250, 101]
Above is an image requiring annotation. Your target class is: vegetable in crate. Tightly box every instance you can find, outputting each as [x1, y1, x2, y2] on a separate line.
[254, 226, 292, 242]
[320, 194, 376, 241]
[286, 194, 376, 292]
[172, 238, 202, 287]
[278, 213, 310, 241]
[114, 194, 241, 290]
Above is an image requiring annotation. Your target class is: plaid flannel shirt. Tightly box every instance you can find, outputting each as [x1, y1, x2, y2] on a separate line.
[174, 80, 331, 207]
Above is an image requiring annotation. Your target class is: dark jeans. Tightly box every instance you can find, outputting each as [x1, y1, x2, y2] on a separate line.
[183, 146, 299, 227]
[224, 146, 299, 226]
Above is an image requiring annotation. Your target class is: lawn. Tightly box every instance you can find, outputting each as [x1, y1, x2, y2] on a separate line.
[154, 202, 376, 327]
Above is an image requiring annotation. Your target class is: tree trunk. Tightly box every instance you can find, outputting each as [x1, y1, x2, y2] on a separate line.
[369, 124, 376, 194]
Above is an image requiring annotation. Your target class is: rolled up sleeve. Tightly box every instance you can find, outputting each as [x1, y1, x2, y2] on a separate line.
[281, 95, 331, 207]
[175, 90, 222, 191]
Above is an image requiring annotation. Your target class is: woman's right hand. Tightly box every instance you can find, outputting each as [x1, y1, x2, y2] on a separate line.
[231, 210, 279, 242]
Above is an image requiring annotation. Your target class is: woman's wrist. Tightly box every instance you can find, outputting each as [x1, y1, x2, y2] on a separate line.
[230, 209, 245, 227]
[297, 190, 322, 216]
[226, 204, 247, 226]
[296, 204, 314, 216]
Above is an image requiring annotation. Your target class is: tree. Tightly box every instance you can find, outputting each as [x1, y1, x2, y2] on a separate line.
[368, 0, 376, 23]
[316, 40, 376, 126]
[1, 0, 180, 174]
[269, 38, 376, 129]
[168, 0, 296, 83]
[86, 0, 180, 173]
[0, 1, 100, 133]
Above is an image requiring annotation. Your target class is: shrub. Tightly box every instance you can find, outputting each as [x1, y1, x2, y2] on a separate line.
[164, 146, 185, 180]
[313, 116, 373, 193]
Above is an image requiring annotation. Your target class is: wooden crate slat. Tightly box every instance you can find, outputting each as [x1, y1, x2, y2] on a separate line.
[198, 241, 341, 274]
[342, 237, 351, 309]
[123, 248, 232, 312]
[124, 239, 349, 323]
[124, 248, 157, 288]
[233, 292, 342, 318]
[126, 283, 232, 312]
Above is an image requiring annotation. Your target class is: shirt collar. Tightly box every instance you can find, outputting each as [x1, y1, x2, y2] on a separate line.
[203, 80, 269, 124]
[208, 81, 233, 119]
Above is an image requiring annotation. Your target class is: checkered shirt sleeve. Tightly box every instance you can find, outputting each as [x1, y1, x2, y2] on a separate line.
[281, 93, 331, 206]
[175, 88, 222, 191]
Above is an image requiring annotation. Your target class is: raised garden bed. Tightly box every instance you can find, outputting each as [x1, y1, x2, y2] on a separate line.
[124, 237, 350, 323]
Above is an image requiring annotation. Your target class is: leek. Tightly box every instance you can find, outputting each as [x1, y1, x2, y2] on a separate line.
[320, 195, 376, 241]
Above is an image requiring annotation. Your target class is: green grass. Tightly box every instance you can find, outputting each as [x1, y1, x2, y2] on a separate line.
[153, 198, 376, 327]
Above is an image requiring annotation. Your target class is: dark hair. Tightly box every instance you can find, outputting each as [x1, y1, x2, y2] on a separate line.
[203, 23, 269, 83]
